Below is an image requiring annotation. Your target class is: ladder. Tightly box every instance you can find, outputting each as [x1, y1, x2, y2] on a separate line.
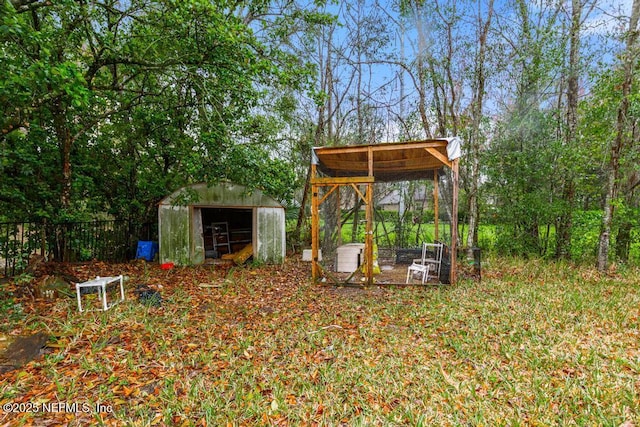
[211, 222, 231, 255]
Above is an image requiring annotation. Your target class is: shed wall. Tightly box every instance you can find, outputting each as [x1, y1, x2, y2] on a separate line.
[158, 205, 191, 265]
[191, 208, 205, 265]
[256, 207, 286, 264]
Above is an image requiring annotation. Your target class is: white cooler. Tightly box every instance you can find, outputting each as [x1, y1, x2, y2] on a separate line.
[336, 243, 365, 272]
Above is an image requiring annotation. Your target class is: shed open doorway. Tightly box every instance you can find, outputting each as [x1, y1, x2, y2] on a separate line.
[200, 208, 253, 259]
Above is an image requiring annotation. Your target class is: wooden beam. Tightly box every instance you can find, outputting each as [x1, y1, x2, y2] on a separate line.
[424, 147, 452, 168]
[313, 140, 448, 156]
[369, 140, 448, 152]
[319, 157, 445, 172]
[365, 182, 374, 285]
[312, 176, 375, 185]
[336, 185, 342, 247]
[319, 184, 339, 205]
[362, 146, 373, 285]
[350, 183, 367, 204]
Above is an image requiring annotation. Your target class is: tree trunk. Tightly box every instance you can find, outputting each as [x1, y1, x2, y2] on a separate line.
[525, 221, 541, 257]
[555, 0, 582, 260]
[411, 4, 434, 139]
[295, 165, 312, 242]
[466, 0, 494, 257]
[597, 0, 640, 271]
[55, 127, 71, 263]
[316, 31, 340, 256]
[597, 170, 616, 270]
[52, 99, 72, 211]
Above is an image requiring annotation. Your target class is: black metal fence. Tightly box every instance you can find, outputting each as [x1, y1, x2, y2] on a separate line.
[0, 220, 157, 278]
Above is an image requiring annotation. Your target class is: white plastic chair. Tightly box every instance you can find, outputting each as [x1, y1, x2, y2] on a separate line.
[406, 242, 443, 284]
[406, 255, 430, 284]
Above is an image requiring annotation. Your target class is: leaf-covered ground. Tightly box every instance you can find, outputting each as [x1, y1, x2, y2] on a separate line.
[1, 257, 639, 426]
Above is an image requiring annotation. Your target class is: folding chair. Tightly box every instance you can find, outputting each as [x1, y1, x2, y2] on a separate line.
[406, 242, 443, 284]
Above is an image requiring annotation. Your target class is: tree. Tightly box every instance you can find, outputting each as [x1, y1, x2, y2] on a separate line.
[465, 0, 494, 256]
[554, 0, 600, 260]
[596, 0, 640, 270]
[485, 0, 566, 257]
[1, 0, 323, 223]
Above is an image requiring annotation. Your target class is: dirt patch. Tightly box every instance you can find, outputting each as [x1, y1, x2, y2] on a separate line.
[0, 332, 48, 373]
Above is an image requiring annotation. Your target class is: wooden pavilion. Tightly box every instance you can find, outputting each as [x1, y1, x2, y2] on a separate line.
[310, 138, 462, 285]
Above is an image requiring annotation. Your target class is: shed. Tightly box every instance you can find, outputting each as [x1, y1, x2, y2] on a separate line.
[158, 182, 286, 265]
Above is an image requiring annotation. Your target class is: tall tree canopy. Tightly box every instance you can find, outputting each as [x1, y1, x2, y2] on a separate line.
[1, 0, 322, 221]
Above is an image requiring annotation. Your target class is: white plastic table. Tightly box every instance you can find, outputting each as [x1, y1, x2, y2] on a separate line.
[76, 275, 124, 312]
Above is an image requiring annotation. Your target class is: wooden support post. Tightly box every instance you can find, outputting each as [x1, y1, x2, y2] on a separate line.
[365, 183, 374, 285]
[311, 163, 319, 283]
[450, 159, 459, 285]
[336, 185, 342, 247]
[434, 171, 439, 242]
[365, 147, 374, 285]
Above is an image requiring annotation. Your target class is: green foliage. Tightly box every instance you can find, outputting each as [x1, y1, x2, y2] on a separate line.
[0, 130, 58, 219]
[571, 210, 602, 263]
[580, 63, 640, 264]
[484, 108, 563, 257]
[205, 139, 298, 205]
[375, 210, 398, 223]
[374, 209, 435, 226]
[0, 276, 26, 329]
[0, 0, 326, 224]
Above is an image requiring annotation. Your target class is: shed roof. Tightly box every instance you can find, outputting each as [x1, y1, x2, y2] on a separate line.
[312, 138, 461, 182]
[159, 182, 283, 208]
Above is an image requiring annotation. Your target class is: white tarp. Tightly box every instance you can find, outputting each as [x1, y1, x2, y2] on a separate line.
[446, 137, 462, 161]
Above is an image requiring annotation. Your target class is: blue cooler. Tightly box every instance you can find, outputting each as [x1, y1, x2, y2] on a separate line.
[136, 241, 158, 261]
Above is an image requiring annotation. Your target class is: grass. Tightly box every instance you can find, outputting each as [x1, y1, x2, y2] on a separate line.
[330, 216, 639, 264]
[0, 257, 639, 426]
[337, 219, 498, 258]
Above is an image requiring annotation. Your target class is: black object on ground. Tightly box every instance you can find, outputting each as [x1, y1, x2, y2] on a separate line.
[134, 284, 162, 307]
[395, 248, 423, 264]
[439, 243, 451, 284]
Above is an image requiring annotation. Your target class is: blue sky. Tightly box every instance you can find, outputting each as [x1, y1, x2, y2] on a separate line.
[287, 0, 637, 142]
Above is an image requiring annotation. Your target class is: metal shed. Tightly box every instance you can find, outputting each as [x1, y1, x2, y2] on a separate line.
[158, 182, 286, 265]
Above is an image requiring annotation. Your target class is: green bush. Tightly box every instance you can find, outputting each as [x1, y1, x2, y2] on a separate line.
[630, 227, 640, 263]
[494, 226, 530, 257]
[419, 210, 435, 223]
[571, 210, 602, 263]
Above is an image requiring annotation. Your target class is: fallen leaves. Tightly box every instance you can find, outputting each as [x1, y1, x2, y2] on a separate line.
[1, 258, 639, 425]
